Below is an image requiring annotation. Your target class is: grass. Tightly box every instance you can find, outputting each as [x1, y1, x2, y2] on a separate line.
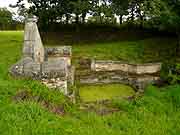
[79, 84, 135, 102]
[0, 31, 179, 135]
[72, 37, 177, 63]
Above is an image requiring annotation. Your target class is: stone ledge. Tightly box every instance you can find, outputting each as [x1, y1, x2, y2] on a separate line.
[45, 46, 72, 57]
[91, 60, 162, 75]
[80, 74, 160, 91]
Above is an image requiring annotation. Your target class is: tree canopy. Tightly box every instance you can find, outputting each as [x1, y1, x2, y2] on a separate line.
[12, 0, 180, 35]
[0, 8, 13, 28]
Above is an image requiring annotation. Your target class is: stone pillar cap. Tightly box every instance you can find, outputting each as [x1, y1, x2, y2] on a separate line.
[26, 16, 38, 23]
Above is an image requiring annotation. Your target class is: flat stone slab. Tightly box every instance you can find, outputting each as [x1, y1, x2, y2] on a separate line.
[91, 60, 162, 75]
[42, 78, 68, 95]
[45, 46, 72, 57]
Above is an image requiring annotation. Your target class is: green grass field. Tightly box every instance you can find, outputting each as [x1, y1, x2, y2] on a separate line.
[0, 31, 180, 135]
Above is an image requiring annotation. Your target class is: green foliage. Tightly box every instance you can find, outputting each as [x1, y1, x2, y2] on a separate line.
[143, 0, 179, 29]
[110, 0, 128, 24]
[0, 8, 23, 30]
[161, 62, 180, 85]
[143, 0, 180, 56]
[0, 8, 12, 24]
[0, 8, 13, 30]
[168, 63, 180, 85]
[11, 0, 180, 35]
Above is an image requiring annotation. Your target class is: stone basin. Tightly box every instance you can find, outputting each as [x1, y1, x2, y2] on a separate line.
[79, 84, 135, 102]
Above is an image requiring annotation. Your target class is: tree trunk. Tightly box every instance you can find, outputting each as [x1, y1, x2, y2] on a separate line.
[140, 15, 143, 28]
[119, 15, 123, 24]
[75, 14, 79, 24]
[98, 12, 103, 24]
[136, 3, 143, 28]
[82, 13, 86, 24]
[0, 23, 2, 30]
[100, 16, 102, 24]
[65, 14, 69, 24]
[130, 7, 134, 21]
[176, 32, 180, 57]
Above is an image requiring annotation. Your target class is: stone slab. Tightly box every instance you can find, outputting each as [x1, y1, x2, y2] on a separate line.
[91, 60, 162, 75]
[42, 58, 68, 78]
[45, 46, 72, 57]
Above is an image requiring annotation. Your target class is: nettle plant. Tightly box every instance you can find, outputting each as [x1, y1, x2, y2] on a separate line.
[167, 63, 180, 85]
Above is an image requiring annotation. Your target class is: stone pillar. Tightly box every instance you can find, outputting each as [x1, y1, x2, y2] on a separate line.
[23, 16, 45, 63]
[91, 59, 96, 71]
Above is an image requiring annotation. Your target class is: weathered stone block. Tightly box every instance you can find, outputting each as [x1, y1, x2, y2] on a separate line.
[42, 58, 68, 78]
[23, 61, 41, 77]
[42, 78, 68, 95]
[45, 46, 72, 57]
[91, 60, 162, 75]
[136, 64, 162, 74]
[24, 22, 36, 41]
[79, 72, 160, 91]
[10, 57, 33, 76]
[47, 57, 71, 67]
[23, 17, 44, 63]
[10, 16, 74, 95]
[23, 41, 34, 58]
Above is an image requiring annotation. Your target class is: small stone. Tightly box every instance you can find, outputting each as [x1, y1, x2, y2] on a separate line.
[51, 78, 55, 82]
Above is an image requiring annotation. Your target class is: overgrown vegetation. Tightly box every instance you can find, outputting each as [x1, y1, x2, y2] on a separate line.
[0, 31, 180, 135]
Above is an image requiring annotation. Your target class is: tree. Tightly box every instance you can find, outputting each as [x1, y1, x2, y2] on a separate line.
[70, 0, 90, 24]
[143, 0, 180, 57]
[111, 0, 129, 24]
[0, 8, 13, 30]
[90, 0, 103, 24]
[11, 0, 52, 29]
[80, 0, 91, 23]
[9, 0, 28, 22]
[134, 0, 145, 27]
[128, 0, 136, 22]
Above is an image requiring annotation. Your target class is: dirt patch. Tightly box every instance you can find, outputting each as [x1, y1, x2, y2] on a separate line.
[13, 90, 32, 102]
[80, 100, 121, 116]
[13, 90, 65, 116]
[41, 100, 65, 116]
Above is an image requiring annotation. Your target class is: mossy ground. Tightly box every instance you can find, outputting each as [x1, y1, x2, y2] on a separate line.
[72, 38, 177, 63]
[79, 84, 135, 102]
[0, 31, 180, 135]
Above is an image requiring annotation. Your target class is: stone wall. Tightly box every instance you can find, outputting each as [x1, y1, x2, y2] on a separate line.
[91, 60, 162, 75]
[45, 46, 72, 57]
[79, 60, 162, 91]
[80, 71, 160, 90]
[45, 46, 72, 67]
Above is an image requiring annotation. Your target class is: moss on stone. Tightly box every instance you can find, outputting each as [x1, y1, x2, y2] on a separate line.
[79, 84, 135, 102]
